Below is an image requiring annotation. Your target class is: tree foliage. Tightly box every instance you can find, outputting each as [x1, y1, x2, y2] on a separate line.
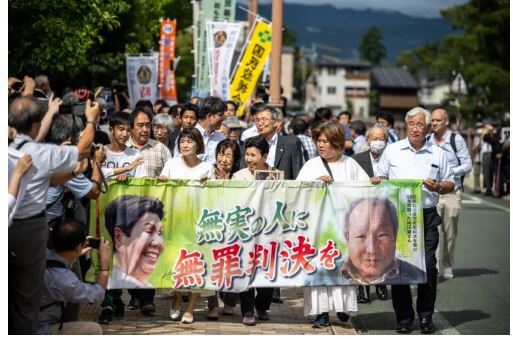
[396, 0, 509, 121]
[359, 26, 386, 65]
[9, 0, 194, 96]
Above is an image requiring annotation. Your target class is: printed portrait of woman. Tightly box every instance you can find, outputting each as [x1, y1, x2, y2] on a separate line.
[104, 195, 165, 288]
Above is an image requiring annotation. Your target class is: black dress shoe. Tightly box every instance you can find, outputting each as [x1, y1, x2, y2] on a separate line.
[396, 324, 412, 334]
[375, 285, 389, 300]
[419, 317, 434, 334]
[141, 301, 156, 315]
[357, 286, 369, 303]
[127, 297, 141, 310]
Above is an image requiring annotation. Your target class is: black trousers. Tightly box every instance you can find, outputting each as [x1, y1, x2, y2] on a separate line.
[128, 288, 155, 303]
[391, 207, 441, 325]
[8, 215, 48, 334]
[239, 287, 274, 316]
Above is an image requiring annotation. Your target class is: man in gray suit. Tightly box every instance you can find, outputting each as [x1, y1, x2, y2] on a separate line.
[351, 125, 389, 302]
[252, 105, 304, 180]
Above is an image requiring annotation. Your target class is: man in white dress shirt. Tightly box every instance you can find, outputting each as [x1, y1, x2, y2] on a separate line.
[375, 107, 455, 334]
[429, 108, 472, 281]
[194, 96, 227, 165]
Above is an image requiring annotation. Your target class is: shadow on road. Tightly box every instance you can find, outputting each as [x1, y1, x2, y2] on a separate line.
[438, 309, 490, 328]
[452, 268, 499, 277]
[356, 312, 397, 331]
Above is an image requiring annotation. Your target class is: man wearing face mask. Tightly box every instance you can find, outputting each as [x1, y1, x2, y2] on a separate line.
[351, 125, 389, 302]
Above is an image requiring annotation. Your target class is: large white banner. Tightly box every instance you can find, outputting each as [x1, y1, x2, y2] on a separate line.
[206, 21, 242, 100]
[126, 53, 159, 108]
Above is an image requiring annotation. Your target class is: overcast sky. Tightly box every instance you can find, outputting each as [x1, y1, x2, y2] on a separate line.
[257, 0, 469, 18]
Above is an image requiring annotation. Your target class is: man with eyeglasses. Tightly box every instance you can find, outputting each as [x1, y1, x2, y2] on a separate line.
[252, 105, 304, 180]
[125, 107, 171, 315]
[373, 107, 455, 334]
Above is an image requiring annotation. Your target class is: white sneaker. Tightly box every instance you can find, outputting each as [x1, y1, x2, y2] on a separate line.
[181, 312, 194, 324]
[169, 308, 180, 321]
[442, 267, 454, 280]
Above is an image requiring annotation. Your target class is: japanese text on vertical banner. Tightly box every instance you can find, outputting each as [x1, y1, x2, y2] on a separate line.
[159, 19, 177, 104]
[230, 19, 273, 117]
[126, 54, 159, 108]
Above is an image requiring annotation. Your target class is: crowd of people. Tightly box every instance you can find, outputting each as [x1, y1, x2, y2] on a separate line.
[7, 74, 507, 335]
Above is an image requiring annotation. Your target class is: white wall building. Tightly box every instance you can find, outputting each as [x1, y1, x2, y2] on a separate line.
[305, 59, 371, 118]
[418, 78, 451, 108]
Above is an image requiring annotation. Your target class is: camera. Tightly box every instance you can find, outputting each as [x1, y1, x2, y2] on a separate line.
[86, 237, 101, 249]
[59, 102, 87, 116]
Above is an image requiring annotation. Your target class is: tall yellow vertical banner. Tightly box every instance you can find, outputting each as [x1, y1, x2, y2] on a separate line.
[230, 20, 272, 117]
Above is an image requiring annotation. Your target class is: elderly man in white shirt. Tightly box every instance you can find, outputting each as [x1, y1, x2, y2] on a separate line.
[8, 96, 100, 334]
[374, 107, 455, 334]
[429, 108, 472, 281]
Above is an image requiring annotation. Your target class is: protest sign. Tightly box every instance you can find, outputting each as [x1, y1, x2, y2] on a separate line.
[206, 21, 243, 100]
[159, 19, 177, 105]
[230, 19, 272, 117]
[126, 53, 159, 108]
[194, 0, 237, 95]
[86, 179, 426, 291]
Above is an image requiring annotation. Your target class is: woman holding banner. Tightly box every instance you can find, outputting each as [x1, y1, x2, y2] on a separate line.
[232, 136, 276, 326]
[296, 122, 369, 328]
[159, 127, 215, 324]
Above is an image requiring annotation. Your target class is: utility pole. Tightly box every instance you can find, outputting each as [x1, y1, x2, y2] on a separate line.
[269, 0, 283, 107]
[248, 0, 258, 30]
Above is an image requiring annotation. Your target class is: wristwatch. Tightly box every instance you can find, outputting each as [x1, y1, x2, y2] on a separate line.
[86, 120, 97, 126]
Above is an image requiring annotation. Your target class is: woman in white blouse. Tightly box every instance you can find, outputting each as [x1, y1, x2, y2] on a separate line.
[159, 127, 214, 323]
[296, 122, 369, 328]
[159, 127, 214, 181]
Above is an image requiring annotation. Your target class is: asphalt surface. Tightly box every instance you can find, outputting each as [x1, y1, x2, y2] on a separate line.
[354, 191, 510, 335]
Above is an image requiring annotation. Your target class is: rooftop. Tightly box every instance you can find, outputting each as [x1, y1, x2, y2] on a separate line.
[371, 67, 418, 89]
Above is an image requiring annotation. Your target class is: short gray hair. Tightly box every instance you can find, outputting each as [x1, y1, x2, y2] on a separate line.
[405, 107, 431, 125]
[365, 124, 388, 140]
[256, 105, 281, 121]
[152, 113, 174, 132]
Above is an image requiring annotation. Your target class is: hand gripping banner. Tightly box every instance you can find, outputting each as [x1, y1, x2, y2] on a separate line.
[86, 179, 426, 291]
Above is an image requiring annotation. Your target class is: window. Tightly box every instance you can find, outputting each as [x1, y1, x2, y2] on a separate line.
[327, 86, 336, 95]
[327, 67, 337, 75]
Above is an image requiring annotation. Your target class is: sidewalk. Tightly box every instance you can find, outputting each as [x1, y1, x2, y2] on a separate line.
[79, 288, 357, 335]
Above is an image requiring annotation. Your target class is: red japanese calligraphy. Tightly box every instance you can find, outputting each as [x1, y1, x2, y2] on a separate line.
[211, 244, 244, 289]
[279, 235, 317, 277]
[246, 241, 279, 281]
[318, 240, 341, 270]
[172, 249, 206, 289]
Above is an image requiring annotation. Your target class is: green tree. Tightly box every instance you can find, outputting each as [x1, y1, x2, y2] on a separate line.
[396, 0, 509, 121]
[359, 26, 386, 65]
[8, 0, 127, 76]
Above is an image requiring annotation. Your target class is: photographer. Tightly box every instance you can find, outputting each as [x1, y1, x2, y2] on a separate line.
[8, 96, 99, 334]
[45, 114, 105, 226]
[37, 219, 111, 335]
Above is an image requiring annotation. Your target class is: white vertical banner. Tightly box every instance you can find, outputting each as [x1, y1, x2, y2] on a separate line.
[126, 53, 159, 109]
[206, 21, 243, 100]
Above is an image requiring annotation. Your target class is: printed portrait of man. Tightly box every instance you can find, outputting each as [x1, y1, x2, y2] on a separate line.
[213, 30, 227, 48]
[341, 197, 425, 284]
[104, 195, 165, 288]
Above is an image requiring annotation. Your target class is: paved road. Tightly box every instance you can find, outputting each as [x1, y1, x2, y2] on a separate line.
[353, 192, 510, 335]
[80, 191, 509, 335]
